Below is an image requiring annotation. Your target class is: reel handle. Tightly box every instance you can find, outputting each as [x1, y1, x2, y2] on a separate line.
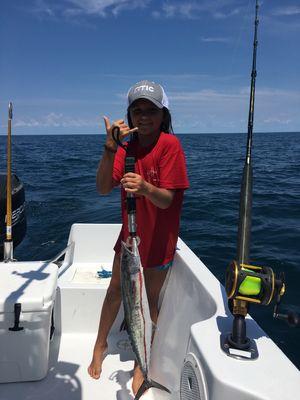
[274, 310, 300, 328]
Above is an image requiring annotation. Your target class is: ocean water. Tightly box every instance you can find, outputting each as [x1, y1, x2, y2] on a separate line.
[0, 132, 299, 369]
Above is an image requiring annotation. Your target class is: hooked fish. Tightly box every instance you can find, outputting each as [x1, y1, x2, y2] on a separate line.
[120, 239, 171, 399]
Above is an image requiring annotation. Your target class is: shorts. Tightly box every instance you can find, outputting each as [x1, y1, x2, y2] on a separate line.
[154, 260, 173, 271]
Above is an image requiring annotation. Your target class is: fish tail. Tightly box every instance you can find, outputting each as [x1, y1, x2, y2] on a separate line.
[135, 378, 171, 400]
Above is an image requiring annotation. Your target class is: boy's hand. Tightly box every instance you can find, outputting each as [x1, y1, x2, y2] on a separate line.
[121, 173, 149, 196]
[103, 116, 138, 151]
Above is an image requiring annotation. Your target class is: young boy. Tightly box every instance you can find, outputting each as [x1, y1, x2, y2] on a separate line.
[88, 80, 189, 395]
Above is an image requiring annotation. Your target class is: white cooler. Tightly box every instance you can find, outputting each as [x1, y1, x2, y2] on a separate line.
[0, 261, 58, 383]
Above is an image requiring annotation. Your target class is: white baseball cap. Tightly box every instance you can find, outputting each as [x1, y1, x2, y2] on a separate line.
[127, 80, 169, 109]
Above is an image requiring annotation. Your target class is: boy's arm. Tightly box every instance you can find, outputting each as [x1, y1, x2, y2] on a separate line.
[143, 184, 175, 209]
[121, 173, 175, 209]
[96, 148, 116, 195]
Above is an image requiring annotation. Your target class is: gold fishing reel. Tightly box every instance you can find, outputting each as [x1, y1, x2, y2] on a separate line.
[225, 260, 285, 307]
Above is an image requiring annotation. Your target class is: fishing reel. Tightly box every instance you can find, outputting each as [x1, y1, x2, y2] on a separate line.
[224, 260, 299, 357]
[225, 260, 300, 327]
[225, 260, 285, 308]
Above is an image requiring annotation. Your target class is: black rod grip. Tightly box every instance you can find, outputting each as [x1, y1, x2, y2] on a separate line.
[125, 156, 135, 174]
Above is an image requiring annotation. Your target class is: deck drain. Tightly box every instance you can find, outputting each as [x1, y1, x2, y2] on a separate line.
[180, 353, 207, 400]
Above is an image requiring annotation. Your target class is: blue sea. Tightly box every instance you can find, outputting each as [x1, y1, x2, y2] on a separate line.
[1, 132, 299, 369]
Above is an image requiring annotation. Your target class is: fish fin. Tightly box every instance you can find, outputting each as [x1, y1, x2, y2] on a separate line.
[148, 379, 171, 394]
[135, 380, 149, 400]
[135, 379, 171, 400]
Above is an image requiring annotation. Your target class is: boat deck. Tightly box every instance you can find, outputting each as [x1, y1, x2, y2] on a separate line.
[0, 329, 168, 400]
[1, 224, 299, 400]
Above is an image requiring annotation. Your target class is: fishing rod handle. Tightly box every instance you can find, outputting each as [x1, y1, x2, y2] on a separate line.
[125, 155, 136, 212]
[125, 155, 135, 173]
[125, 154, 137, 235]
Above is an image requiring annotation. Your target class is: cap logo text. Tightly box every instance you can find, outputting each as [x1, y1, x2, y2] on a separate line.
[134, 85, 154, 93]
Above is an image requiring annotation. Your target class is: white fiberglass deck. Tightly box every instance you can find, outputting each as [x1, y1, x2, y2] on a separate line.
[0, 225, 169, 400]
[1, 224, 299, 400]
[1, 331, 136, 400]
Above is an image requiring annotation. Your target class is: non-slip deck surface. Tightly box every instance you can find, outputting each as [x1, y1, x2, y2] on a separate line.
[0, 330, 172, 400]
[1, 331, 135, 400]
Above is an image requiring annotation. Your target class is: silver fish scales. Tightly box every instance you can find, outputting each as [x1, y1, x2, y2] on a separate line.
[120, 239, 171, 399]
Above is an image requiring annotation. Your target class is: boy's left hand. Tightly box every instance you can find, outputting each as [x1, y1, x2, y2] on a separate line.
[121, 173, 149, 196]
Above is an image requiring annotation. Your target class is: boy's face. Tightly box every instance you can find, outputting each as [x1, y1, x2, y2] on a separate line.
[129, 99, 164, 136]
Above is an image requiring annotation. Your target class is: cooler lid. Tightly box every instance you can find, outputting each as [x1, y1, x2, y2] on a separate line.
[0, 261, 58, 312]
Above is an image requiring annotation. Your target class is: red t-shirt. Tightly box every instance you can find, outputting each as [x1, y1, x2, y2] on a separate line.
[113, 132, 189, 268]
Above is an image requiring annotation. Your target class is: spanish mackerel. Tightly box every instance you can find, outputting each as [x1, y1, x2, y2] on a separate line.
[120, 238, 171, 399]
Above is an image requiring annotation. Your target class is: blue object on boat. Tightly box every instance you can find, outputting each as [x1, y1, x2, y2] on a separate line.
[97, 268, 112, 278]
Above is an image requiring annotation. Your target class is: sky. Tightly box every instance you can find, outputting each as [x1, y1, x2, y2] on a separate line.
[0, 0, 299, 134]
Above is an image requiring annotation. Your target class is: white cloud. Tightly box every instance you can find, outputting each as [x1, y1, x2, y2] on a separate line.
[255, 88, 300, 100]
[14, 112, 98, 128]
[162, 3, 195, 19]
[31, 0, 57, 18]
[31, 0, 244, 20]
[213, 7, 241, 19]
[168, 87, 300, 105]
[169, 89, 246, 102]
[151, 10, 161, 19]
[165, 86, 300, 132]
[3, 85, 299, 134]
[32, 0, 151, 19]
[272, 6, 300, 17]
[200, 36, 231, 43]
[263, 117, 292, 125]
[157, 0, 243, 20]
[264, 4, 300, 34]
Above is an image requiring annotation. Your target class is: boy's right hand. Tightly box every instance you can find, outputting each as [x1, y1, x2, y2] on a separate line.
[103, 116, 138, 151]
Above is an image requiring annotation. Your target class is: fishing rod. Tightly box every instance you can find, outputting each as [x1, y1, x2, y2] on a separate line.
[4, 102, 14, 262]
[112, 126, 139, 250]
[112, 125, 139, 334]
[236, 0, 259, 266]
[222, 0, 298, 360]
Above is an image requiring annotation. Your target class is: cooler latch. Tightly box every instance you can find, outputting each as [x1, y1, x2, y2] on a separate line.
[9, 303, 24, 332]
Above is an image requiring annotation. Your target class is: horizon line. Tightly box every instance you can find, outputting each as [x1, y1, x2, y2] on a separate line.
[0, 131, 299, 136]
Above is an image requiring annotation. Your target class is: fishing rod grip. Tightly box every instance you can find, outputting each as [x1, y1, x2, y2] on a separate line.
[125, 156, 137, 236]
[125, 156, 135, 174]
